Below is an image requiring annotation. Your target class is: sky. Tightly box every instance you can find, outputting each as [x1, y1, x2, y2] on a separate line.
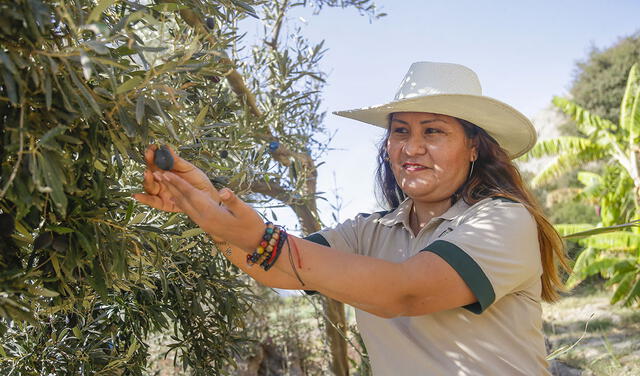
[241, 0, 640, 232]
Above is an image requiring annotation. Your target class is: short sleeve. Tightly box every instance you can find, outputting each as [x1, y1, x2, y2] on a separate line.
[421, 199, 542, 314]
[308, 212, 387, 256]
[302, 213, 382, 295]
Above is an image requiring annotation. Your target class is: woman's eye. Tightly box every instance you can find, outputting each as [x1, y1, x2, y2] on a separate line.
[425, 128, 442, 134]
[392, 127, 408, 134]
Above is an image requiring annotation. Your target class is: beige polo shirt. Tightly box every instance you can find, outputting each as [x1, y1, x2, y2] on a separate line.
[306, 197, 549, 375]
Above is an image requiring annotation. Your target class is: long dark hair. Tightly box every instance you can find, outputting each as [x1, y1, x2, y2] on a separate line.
[374, 114, 570, 302]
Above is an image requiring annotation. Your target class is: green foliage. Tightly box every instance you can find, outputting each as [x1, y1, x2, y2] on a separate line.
[0, 1, 259, 372]
[570, 32, 640, 124]
[546, 201, 598, 232]
[527, 62, 640, 307]
[0, 0, 385, 373]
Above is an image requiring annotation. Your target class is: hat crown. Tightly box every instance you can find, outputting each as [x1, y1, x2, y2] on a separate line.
[394, 62, 482, 100]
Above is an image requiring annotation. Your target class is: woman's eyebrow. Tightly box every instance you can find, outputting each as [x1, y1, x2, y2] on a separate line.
[390, 118, 445, 125]
[390, 118, 409, 125]
[420, 119, 446, 125]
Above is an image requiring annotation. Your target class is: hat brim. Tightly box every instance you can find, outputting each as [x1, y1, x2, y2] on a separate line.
[333, 94, 536, 159]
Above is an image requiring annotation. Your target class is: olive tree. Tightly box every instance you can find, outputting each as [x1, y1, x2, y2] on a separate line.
[0, 0, 379, 373]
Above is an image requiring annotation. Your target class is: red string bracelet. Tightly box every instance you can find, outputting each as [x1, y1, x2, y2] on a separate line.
[289, 236, 303, 269]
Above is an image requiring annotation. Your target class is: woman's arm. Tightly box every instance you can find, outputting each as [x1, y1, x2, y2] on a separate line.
[214, 239, 303, 290]
[157, 171, 477, 318]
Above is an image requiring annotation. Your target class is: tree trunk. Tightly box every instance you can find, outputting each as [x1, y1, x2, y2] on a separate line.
[323, 298, 349, 376]
[291, 202, 349, 376]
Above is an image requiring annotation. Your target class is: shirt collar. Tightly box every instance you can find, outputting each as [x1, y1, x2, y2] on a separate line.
[377, 197, 470, 227]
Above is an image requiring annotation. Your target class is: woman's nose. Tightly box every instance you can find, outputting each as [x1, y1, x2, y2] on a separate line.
[403, 135, 427, 155]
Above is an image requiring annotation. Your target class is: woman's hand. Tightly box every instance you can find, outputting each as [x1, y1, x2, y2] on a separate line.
[133, 145, 264, 250]
[153, 171, 265, 251]
[133, 145, 219, 212]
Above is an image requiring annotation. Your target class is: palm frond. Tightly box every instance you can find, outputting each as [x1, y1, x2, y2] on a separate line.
[531, 153, 582, 187]
[555, 223, 594, 237]
[566, 247, 597, 288]
[576, 171, 602, 187]
[611, 273, 638, 305]
[578, 231, 640, 251]
[629, 85, 640, 147]
[562, 219, 640, 238]
[622, 275, 640, 306]
[620, 63, 640, 139]
[553, 96, 618, 135]
[523, 137, 593, 160]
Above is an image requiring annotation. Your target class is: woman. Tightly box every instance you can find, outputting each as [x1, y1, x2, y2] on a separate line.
[134, 62, 569, 375]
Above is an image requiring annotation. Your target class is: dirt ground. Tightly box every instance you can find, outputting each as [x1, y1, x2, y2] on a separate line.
[145, 284, 640, 376]
[543, 284, 640, 376]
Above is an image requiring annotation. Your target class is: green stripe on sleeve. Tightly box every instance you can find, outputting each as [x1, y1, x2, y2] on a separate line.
[420, 240, 495, 314]
[304, 232, 330, 247]
[301, 233, 330, 295]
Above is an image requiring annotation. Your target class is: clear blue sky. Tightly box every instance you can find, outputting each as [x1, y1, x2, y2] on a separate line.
[243, 0, 640, 231]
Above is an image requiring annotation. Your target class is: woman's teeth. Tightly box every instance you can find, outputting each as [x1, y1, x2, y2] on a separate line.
[403, 163, 427, 171]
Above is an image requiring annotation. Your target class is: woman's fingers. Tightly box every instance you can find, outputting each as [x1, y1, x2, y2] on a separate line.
[144, 145, 159, 170]
[142, 169, 160, 195]
[132, 193, 168, 211]
[219, 188, 255, 218]
[158, 172, 213, 219]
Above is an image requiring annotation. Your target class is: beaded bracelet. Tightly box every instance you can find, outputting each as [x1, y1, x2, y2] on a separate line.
[263, 230, 286, 271]
[247, 222, 286, 271]
[248, 222, 305, 286]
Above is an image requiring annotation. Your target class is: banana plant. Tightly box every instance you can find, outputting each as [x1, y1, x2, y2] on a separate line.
[524, 64, 640, 306]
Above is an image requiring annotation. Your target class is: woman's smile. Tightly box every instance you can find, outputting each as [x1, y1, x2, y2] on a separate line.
[402, 162, 430, 172]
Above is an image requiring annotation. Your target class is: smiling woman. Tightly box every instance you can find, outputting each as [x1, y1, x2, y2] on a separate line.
[134, 61, 570, 375]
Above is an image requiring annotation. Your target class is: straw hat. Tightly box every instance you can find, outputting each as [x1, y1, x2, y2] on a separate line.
[333, 62, 537, 158]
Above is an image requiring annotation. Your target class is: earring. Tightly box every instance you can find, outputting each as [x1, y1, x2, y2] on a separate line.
[468, 160, 475, 179]
[383, 153, 390, 162]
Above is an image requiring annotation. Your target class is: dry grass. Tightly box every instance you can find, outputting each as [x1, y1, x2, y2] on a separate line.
[543, 283, 640, 376]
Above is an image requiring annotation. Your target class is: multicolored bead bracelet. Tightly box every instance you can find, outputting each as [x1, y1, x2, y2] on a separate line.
[247, 222, 305, 286]
[247, 222, 287, 271]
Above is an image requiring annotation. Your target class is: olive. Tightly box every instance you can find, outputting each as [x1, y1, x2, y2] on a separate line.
[25, 206, 41, 228]
[0, 213, 15, 238]
[1, 243, 21, 269]
[154, 145, 174, 171]
[34, 232, 54, 250]
[205, 17, 215, 30]
[52, 235, 69, 252]
[65, 313, 79, 327]
[219, 150, 228, 158]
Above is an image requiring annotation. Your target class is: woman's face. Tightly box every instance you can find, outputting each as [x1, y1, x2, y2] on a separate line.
[386, 112, 477, 205]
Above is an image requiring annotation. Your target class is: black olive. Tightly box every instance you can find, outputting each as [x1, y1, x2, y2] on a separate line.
[206, 17, 215, 30]
[52, 235, 69, 252]
[0, 213, 15, 238]
[219, 150, 228, 158]
[154, 145, 174, 171]
[34, 232, 54, 250]
[65, 313, 78, 327]
[25, 206, 41, 228]
[1, 242, 21, 269]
